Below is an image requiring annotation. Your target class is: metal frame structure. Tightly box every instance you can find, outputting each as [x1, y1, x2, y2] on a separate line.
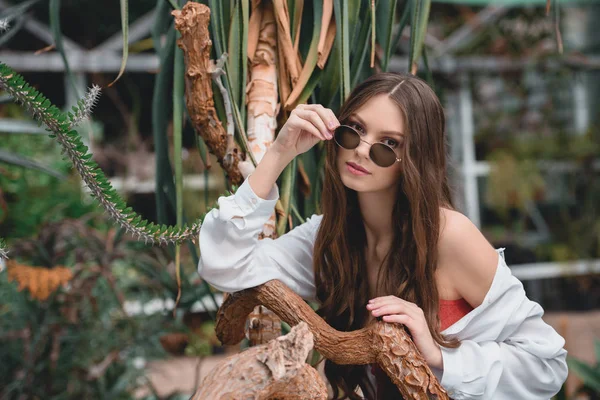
[1, 3, 599, 283]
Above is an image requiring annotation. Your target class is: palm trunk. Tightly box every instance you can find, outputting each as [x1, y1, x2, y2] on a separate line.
[241, 0, 280, 237]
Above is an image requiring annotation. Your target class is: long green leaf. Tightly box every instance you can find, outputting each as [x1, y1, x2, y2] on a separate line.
[49, 0, 79, 99]
[320, 0, 360, 108]
[390, 1, 411, 60]
[277, 158, 297, 235]
[173, 35, 184, 309]
[108, 0, 129, 87]
[333, 0, 350, 101]
[376, 0, 398, 71]
[151, 0, 172, 54]
[227, 0, 249, 122]
[174, 49, 184, 232]
[408, 0, 431, 72]
[152, 28, 176, 224]
[319, 40, 341, 108]
[350, 15, 372, 89]
[289, 0, 304, 46]
[348, 0, 362, 47]
[0, 149, 66, 179]
[296, 69, 323, 107]
[208, 0, 226, 57]
[285, 0, 323, 108]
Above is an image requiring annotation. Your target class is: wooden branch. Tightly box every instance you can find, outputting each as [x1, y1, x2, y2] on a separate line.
[216, 280, 449, 400]
[191, 322, 327, 399]
[172, 3, 244, 185]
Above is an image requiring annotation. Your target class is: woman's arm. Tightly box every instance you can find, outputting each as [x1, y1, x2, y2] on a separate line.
[198, 104, 339, 300]
[198, 177, 322, 300]
[435, 211, 568, 400]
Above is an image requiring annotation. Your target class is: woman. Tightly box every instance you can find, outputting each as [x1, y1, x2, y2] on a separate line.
[198, 73, 568, 399]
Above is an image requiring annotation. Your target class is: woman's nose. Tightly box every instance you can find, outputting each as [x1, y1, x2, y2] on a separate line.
[354, 139, 371, 159]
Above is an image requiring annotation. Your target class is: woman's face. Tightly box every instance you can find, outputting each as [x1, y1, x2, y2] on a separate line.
[336, 94, 405, 194]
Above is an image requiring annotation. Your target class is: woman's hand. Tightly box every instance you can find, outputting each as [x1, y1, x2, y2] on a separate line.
[271, 104, 339, 158]
[367, 296, 443, 369]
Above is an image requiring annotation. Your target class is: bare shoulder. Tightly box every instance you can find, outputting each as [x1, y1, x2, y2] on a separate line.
[437, 209, 499, 307]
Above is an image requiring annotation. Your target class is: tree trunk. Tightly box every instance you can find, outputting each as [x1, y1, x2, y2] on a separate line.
[190, 322, 327, 399]
[240, 0, 280, 237]
[216, 279, 450, 400]
[173, 3, 244, 185]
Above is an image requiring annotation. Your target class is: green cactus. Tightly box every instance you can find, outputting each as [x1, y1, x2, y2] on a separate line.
[0, 62, 210, 246]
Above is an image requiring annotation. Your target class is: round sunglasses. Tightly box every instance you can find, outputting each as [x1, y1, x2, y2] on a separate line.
[333, 125, 402, 168]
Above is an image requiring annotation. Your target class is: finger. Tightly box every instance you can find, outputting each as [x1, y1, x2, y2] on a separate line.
[303, 104, 339, 131]
[369, 304, 407, 317]
[366, 299, 399, 310]
[326, 108, 340, 129]
[370, 297, 420, 313]
[381, 314, 412, 326]
[294, 109, 331, 140]
[292, 117, 326, 142]
[368, 297, 404, 309]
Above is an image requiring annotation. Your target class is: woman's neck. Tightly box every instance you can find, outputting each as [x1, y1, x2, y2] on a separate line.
[357, 187, 396, 256]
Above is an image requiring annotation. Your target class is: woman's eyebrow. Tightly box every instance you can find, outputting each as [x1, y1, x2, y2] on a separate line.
[351, 113, 404, 138]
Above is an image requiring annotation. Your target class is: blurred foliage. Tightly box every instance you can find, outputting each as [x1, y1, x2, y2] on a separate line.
[474, 65, 600, 264]
[485, 148, 545, 214]
[0, 216, 215, 399]
[567, 339, 600, 398]
[0, 102, 97, 240]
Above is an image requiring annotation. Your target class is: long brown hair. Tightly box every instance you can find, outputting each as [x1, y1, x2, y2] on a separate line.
[313, 73, 459, 399]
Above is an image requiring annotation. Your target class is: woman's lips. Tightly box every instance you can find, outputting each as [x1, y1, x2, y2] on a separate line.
[346, 162, 371, 175]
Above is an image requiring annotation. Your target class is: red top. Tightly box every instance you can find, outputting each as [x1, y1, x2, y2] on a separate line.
[439, 297, 474, 331]
[370, 299, 473, 400]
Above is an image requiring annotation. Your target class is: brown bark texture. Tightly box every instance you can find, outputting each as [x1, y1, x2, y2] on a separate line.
[216, 279, 449, 400]
[172, 3, 244, 185]
[190, 322, 327, 400]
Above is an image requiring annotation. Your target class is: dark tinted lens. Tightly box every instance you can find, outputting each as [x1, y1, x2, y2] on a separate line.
[334, 126, 360, 150]
[370, 143, 397, 167]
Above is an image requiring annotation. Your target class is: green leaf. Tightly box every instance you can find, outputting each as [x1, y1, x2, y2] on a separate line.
[0, 149, 66, 179]
[108, 0, 129, 87]
[152, 29, 177, 224]
[408, 0, 431, 73]
[277, 158, 297, 235]
[350, 9, 372, 89]
[174, 44, 184, 228]
[567, 357, 600, 392]
[209, 0, 227, 57]
[376, 0, 398, 71]
[151, 0, 172, 54]
[227, 0, 249, 122]
[49, 0, 80, 99]
[333, 0, 350, 101]
[285, 0, 323, 108]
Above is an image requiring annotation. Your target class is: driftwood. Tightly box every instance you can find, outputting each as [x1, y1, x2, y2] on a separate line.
[190, 322, 327, 399]
[173, 3, 244, 185]
[216, 280, 449, 400]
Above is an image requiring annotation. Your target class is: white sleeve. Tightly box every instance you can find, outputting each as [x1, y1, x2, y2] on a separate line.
[197, 178, 320, 301]
[435, 259, 568, 400]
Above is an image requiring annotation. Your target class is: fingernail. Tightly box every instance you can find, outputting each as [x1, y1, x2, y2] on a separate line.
[327, 132, 333, 139]
[328, 121, 336, 129]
